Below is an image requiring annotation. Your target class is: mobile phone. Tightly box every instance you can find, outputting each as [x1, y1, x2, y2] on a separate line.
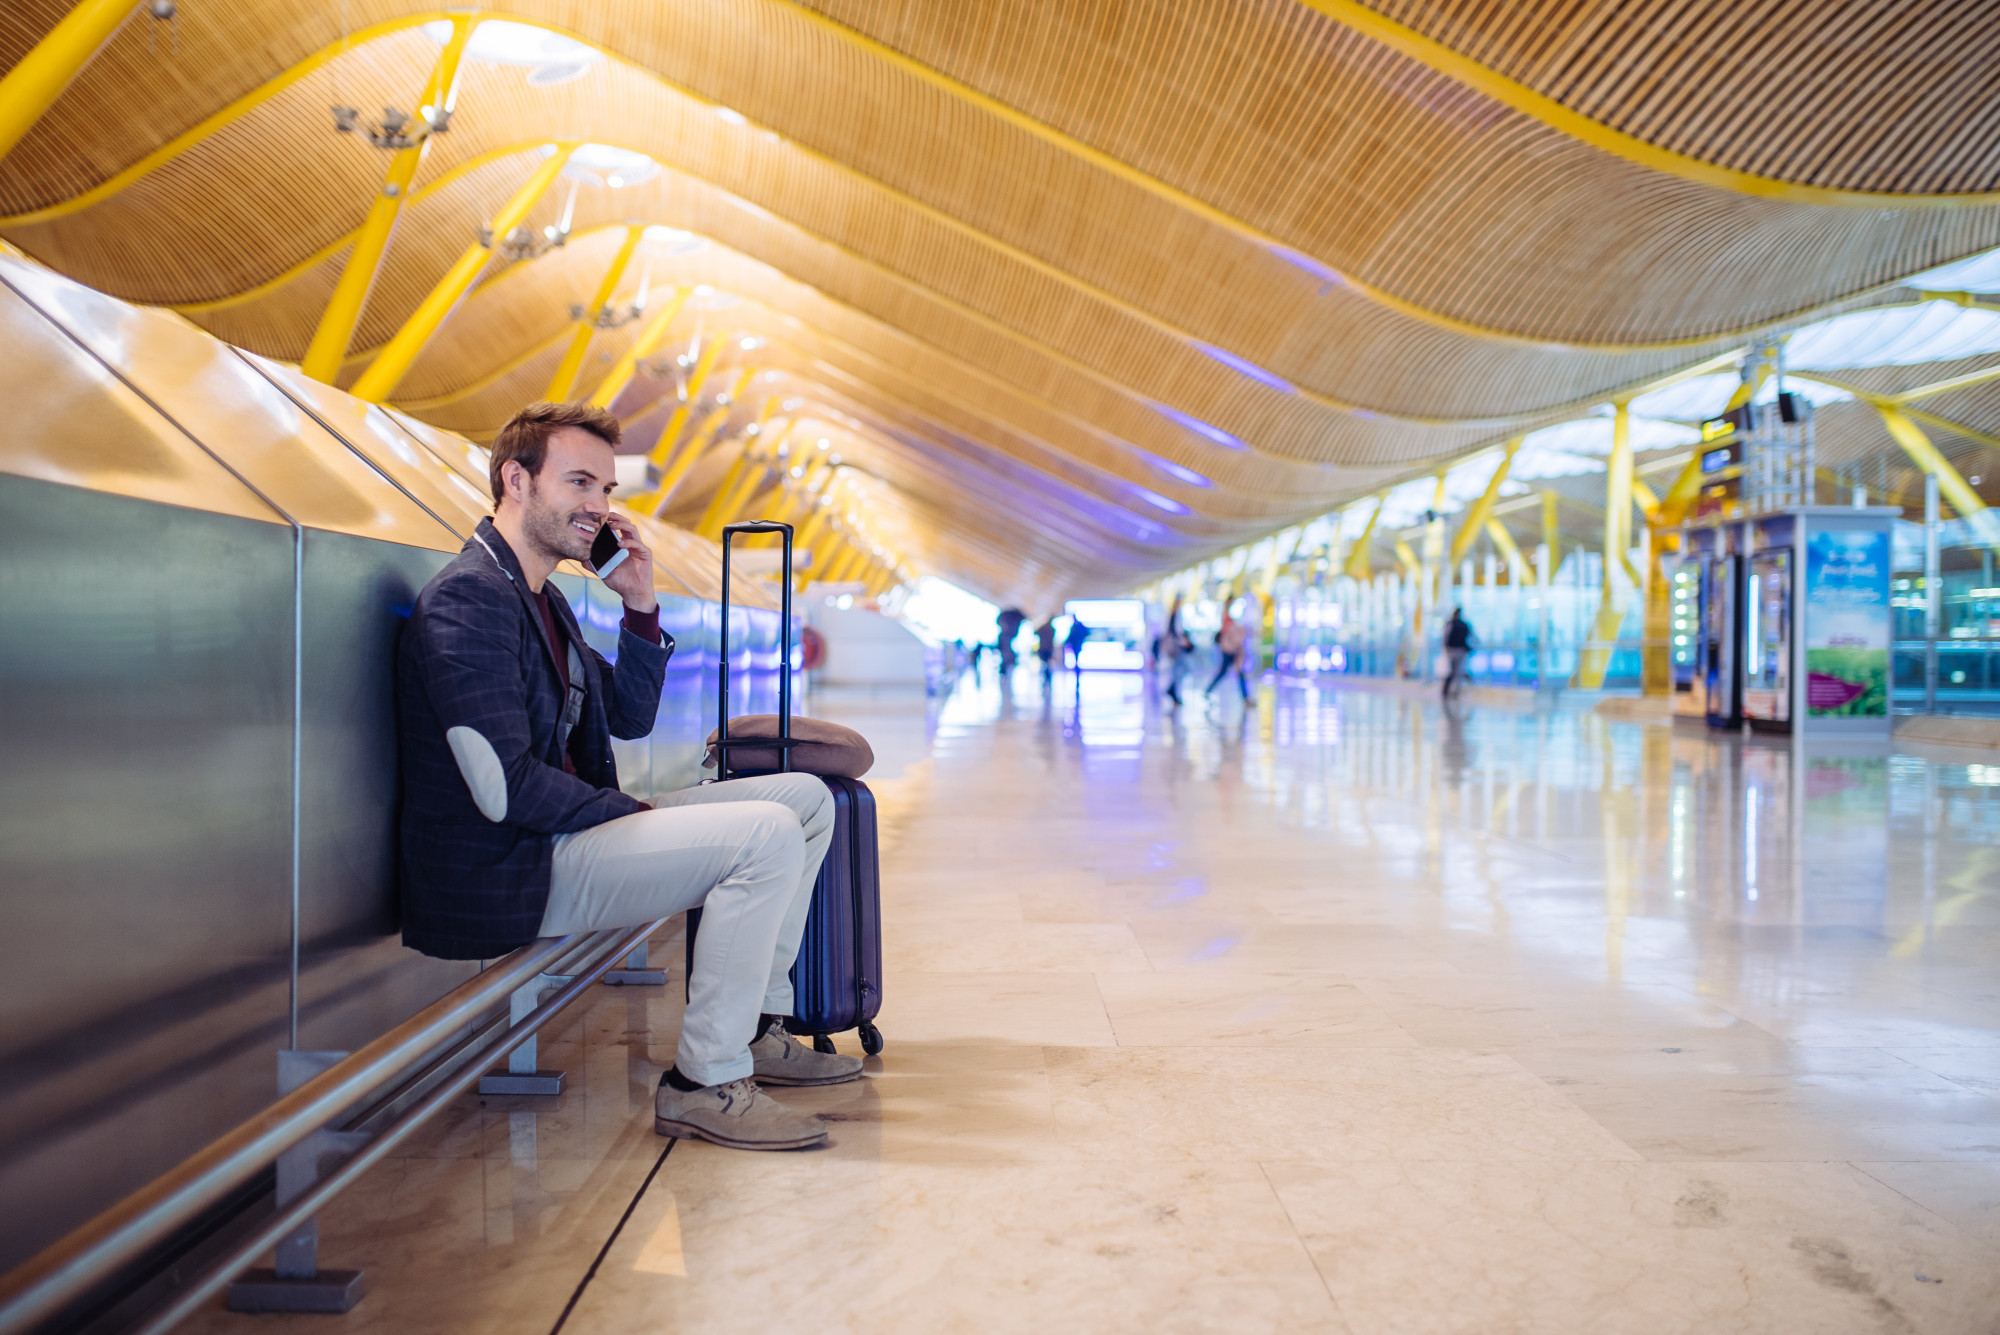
[589, 521, 629, 578]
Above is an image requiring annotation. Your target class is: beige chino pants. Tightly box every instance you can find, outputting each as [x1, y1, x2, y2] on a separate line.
[539, 773, 834, 1086]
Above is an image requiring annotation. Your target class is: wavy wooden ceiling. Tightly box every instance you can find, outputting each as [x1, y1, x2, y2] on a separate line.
[3, 0, 1998, 604]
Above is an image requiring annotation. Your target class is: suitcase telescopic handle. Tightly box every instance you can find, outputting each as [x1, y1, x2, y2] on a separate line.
[719, 520, 794, 776]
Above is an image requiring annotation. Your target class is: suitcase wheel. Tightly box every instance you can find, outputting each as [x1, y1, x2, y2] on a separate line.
[812, 1033, 838, 1055]
[859, 1022, 885, 1057]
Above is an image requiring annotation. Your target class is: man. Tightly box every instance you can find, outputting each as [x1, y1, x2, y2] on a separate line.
[1442, 606, 1475, 698]
[1034, 617, 1056, 683]
[1063, 615, 1091, 670]
[397, 401, 860, 1153]
[1161, 596, 1193, 705]
[995, 606, 1025, 672]
[1206, 600, 1252, 699]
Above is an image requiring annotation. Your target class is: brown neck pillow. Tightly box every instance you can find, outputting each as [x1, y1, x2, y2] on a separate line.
[703, 714, 875, 779]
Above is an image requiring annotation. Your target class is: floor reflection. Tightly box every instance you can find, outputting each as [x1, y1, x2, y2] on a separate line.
[189, 665, 2000, 1335]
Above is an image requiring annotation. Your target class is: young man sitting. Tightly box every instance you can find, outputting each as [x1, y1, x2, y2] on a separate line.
[395, 401, 860, 1151]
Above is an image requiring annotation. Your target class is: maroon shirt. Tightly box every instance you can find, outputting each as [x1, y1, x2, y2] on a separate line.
[531, 590, 661, 777]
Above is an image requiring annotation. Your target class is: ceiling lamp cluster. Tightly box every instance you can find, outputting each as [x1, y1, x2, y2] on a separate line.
[330, 102, 450, 150]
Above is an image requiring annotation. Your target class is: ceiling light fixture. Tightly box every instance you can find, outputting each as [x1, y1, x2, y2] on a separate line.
[331, 102, 450, 150]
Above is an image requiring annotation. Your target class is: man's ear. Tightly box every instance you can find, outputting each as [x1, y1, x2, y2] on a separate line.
[498, 459, 526, 506]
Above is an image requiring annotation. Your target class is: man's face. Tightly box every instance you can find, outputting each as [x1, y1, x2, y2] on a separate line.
[505, 427, 617, 564]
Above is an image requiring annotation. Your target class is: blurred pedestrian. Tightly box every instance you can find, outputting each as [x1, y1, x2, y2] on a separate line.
[1206, 602, 1251, 699]
[1063, 616, 1090, 669]
[1162, 596, 1194, 705]
[1442, 607, 1475, 698]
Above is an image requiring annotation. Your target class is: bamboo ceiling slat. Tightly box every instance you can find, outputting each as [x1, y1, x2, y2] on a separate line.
[10, 0, 2000, 600]
[1344, 0, 2000, 195]
[421, 235, 1313, 521]
[8, 2, 1996, 345]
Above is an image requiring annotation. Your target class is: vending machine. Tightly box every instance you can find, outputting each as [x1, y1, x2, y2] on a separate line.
[1742, 547, 1792, 730]
[1682, 508, 1895, 737]
[1701, 550, 1742, 729]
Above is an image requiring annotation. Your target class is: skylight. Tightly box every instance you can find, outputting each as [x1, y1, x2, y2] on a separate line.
[563, 144, 660, 189]
[425, 19, 602, 68]
[1784, 300, 2000, 369]
[1906, 247, 2000, 294]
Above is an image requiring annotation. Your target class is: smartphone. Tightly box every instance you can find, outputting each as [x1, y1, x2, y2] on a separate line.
[589, 521, 629, 578]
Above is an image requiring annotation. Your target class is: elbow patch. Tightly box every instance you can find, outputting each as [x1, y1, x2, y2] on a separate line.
[445, 726, 508, 822]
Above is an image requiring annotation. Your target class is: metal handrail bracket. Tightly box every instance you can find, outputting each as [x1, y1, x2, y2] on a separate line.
[0, 920, 665, 1334]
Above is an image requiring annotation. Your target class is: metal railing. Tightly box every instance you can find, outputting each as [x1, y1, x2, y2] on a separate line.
[0, 919, 666, 1335]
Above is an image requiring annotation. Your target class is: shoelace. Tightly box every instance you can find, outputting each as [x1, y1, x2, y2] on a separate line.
[715, 1077, 761, 1114]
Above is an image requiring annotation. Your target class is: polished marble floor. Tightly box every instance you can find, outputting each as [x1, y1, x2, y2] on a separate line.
[191, 672, 2000, 1334]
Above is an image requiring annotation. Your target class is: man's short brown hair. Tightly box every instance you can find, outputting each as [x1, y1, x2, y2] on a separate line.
[488, 401, 622, 504]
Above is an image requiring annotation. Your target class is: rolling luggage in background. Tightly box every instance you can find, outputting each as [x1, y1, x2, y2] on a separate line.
[686, 520, 885, 1056]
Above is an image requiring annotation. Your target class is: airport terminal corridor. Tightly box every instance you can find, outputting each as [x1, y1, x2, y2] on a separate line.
[183, 672, 2000, 1335]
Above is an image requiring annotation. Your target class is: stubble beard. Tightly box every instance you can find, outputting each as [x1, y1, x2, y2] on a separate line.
[522, 476, 598, 567]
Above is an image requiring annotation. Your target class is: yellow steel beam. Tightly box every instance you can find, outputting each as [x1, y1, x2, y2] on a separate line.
[1902, 403, 2000, 456]
[793, 499, 835, 571]
[1875, 404, 2000, 548]
[1291, 0, 1995, 209]
[1653, 450, 1709, 527]
[697, 440, 776, 539]
[1447, 438, 1520, 567]
[586, 287, 689, 410]
[1343, 496, 1384, 578]
[392, 325, 573, 412]
[0, 0, 145, 165]
[1542, 491, 1560, 579]
[1632, 477, 1661, 525]
[1391, 538, 1421, 580]
[351, 143, 578, 402]
[1484, 518, 1527, 582]
[1890, 359, 2000, 405]
[636, 376, 760, 515]
[544, 222, 645, 401]
[642, 336, 730, 462]
[301, 16, 473, 383]
[1576, 402, 1635, 689]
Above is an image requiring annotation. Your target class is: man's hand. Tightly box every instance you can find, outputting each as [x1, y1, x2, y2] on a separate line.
[599, 512, 658, 614]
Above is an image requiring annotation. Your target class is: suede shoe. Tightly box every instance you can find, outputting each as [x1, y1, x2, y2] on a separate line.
[751, 1020, 865, 1086]
[654, 1076, 828, 1150]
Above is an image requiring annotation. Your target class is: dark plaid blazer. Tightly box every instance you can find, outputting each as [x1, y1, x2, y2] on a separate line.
[396, 519, 673, 959]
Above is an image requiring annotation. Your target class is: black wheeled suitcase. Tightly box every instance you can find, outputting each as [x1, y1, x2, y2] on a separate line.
[686, 520, 885, 1056]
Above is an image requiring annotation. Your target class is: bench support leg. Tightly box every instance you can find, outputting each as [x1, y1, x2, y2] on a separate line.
[228, 1051, 369, 1313]
[478, 974, 572, 1095]
[602, 942, 666, 986]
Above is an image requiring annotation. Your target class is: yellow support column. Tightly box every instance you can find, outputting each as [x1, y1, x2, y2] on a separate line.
[1576, 400, 1634, 688]
[637, 382, 759, 516]
[350, 142, 578, 402]
[824, 548, 862, 585]
[697, 443, 774, 539]
[1343, 496, 1384, 578]
[1484, 518, 1527, 583]
[1877, 404, 2000, 548]
[586, 287, 688, 410]
[302, 17, 473, 382]
[641, 335, 730, 462]
[543, 223, 644, 401]
[1541, 490, 1560, 579]
[0, 0, 143, 164]
[1449, 438, 1521, 568]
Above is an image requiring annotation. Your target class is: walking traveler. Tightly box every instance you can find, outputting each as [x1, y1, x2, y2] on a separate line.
[1442, 607, 1475, 698]
[1162, 597, 1194, 705]
[1035, 618, 1056, 683]
[1206, 601, 1253, 699]
[396, 401, 860, 1153]
[1063, 615, 1091, 669]
[996, 607, 1025, 672]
